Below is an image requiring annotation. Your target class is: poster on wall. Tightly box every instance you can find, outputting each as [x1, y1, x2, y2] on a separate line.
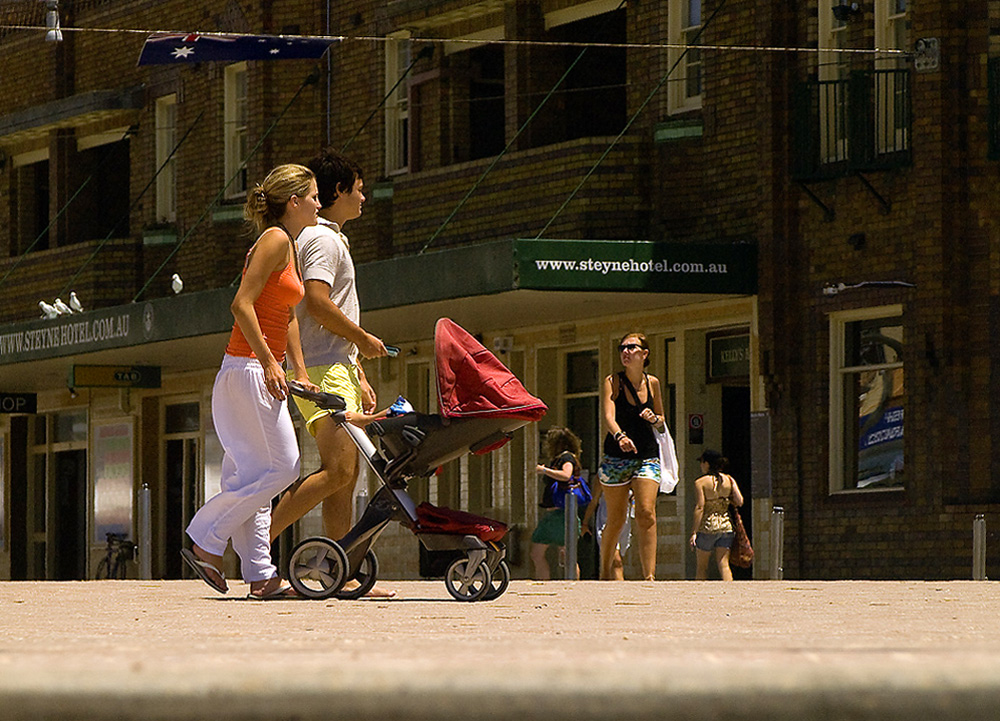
[0, 440, 5, 552]
[93, 422, 134, 543]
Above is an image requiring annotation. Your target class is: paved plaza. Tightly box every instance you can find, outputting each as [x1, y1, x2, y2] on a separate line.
[1, 579, 998, 720]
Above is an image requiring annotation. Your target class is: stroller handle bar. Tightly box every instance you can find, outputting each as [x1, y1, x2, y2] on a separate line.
[287, 380, 347, 411]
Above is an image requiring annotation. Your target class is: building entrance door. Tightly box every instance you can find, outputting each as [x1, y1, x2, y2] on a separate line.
[722, 386, 751, 579]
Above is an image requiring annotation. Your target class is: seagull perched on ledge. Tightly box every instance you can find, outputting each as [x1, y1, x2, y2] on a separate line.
[53, 298, 73, 315]
[69, 291, 84, 313]
[38, 300, 59, 319]
[171, 273, 183, 294]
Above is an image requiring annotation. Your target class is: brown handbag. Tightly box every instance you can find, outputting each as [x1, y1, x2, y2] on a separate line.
[728, 504, 754, 568]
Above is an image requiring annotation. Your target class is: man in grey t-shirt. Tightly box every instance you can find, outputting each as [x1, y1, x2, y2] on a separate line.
[271, 150, 390, 595]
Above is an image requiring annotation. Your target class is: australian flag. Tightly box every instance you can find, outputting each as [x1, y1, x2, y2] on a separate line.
[137, 33, 338, 66]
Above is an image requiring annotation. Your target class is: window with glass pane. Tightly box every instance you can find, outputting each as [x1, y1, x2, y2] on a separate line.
[818, 0, 850, 163]
[165, 402, 200, 434]
[838, 316, 904, 489]
[224, 63, 248, 197]
[874, 0, 909, 152]
[683, 0, 702, 99]
[155, 95, 177, 223]
[385, 37, 410, 175]
[669, 0, 703, 111]
[53, 410, 87, 443]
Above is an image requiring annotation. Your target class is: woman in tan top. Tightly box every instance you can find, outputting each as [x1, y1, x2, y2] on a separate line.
[689, 449, 744, 581]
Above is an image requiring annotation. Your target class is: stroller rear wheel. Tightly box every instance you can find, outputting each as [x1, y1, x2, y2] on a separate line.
[482, 560, 511, 601]
[288, 537, 348, 599]
[444, 556, 491, 602]
[336, 550, 379, 600]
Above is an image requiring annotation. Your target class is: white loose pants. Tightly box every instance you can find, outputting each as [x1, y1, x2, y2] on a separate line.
[187, 355, 301, 582]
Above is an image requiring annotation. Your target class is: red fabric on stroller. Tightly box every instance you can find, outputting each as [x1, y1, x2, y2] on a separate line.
[435, 318, 547, 421]
[415, 502, 508, 542]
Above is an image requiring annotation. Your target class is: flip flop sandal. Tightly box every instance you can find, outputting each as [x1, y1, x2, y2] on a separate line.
[246, 582, 299, 600]
[180, 548, 228, 594]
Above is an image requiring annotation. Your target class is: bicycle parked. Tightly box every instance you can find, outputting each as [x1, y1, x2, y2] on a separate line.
[95, 532, 136, 580]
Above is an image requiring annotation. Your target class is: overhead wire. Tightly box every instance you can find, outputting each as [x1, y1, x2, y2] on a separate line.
[0, 23, 910, 58]
[133, 66, 323, 302]
[0, 17, 914, 303]
[57, 109, 205, 299]
[342, 44, 434, 153]
[535, 0, 730, 239]
[419, 0, 628, 254]
[0, 129, 132, 292]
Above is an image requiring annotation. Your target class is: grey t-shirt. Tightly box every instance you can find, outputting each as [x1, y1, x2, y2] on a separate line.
[295, 218, 360, 367]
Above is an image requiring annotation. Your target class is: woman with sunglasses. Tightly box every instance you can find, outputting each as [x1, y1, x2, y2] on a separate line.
[597, 332, 666, 580]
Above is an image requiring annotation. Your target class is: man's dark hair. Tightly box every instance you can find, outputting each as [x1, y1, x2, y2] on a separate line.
[307, 147, 364, 209]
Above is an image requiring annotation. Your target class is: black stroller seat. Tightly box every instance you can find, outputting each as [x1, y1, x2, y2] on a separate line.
[368, 412, 524, 483]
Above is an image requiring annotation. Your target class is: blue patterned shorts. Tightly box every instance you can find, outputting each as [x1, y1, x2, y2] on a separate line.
[599, 456, 661, 487]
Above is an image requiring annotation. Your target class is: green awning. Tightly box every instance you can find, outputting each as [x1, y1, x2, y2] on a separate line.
[358, 238, 757, 309]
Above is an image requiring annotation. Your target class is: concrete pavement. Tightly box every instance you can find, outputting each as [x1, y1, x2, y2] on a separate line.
[1, 579, 999, 720]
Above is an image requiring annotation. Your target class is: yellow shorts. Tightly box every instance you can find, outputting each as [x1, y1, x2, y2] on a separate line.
[289, 363, 362, 436]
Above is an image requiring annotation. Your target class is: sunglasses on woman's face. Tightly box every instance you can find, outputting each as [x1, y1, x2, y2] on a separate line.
[619, 343, 643, 352]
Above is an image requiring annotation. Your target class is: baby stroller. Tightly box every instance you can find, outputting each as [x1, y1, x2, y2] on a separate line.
[286, 318, 547, 602]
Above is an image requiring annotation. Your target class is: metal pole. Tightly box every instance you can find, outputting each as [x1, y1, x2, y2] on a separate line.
[973, 514, 987, 581]
[770, 505, 784, 580]
[139, 483, 152, 580]
[564, 491, 578, 580]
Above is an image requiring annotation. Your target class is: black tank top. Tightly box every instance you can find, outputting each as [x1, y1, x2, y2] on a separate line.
[603, 371, 657, 459]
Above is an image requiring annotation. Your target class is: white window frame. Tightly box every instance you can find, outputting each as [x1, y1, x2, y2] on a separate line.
[817, 0, 850, 163]
[155, 94, 178, 223]
[828, 304, 904, 493]
[223, 62, 248, 199]
[385, 33, 411, 176]
[874, 0, 909, 152]
[668, 0, 703, 113]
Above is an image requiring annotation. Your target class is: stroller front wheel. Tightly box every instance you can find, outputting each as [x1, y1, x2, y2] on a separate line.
[444, 557, 492, 602]
[336, 550, 379, 600]
[288, 537, 349, 599]
[482, 560, 511, 601]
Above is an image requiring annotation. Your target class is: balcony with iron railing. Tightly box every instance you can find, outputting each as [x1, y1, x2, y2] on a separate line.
[792, 69, 912, 181]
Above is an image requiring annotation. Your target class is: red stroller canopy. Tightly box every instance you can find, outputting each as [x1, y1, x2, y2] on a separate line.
[434, 318, 547, 421]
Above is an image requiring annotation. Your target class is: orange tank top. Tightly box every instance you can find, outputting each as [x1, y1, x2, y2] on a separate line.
[225, 248, 305, 363]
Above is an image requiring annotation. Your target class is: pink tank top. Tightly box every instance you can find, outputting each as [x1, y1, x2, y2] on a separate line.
[225, 250, 304, 363]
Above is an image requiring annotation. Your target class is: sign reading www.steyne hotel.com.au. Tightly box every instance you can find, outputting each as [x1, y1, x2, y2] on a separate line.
[515, 239, 757, 295]
[0, 312, 133, 363]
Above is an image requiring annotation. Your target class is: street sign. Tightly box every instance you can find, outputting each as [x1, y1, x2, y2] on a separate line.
[688, 413, 704, 445]
[0, 392, 36, 414]
[70, 365, 161, 389]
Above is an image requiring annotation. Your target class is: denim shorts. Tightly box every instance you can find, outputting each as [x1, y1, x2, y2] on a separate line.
[598, 456, 661, 487]
[694, 531, 735, 552]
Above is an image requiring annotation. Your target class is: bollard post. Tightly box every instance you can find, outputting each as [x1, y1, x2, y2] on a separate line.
[973, 514, 987, 581]
[139, 483, 152, 579]
[564, 491, 578, 580]
[769, 506, 784, 580]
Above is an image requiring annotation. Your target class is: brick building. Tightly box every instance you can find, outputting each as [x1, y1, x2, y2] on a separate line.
[0, 0, 995, 583]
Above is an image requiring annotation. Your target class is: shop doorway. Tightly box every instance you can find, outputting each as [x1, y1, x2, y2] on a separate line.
[52, 449, 87, 580]
[163, 402, 201, 578]
[722, 386, 751, 579]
